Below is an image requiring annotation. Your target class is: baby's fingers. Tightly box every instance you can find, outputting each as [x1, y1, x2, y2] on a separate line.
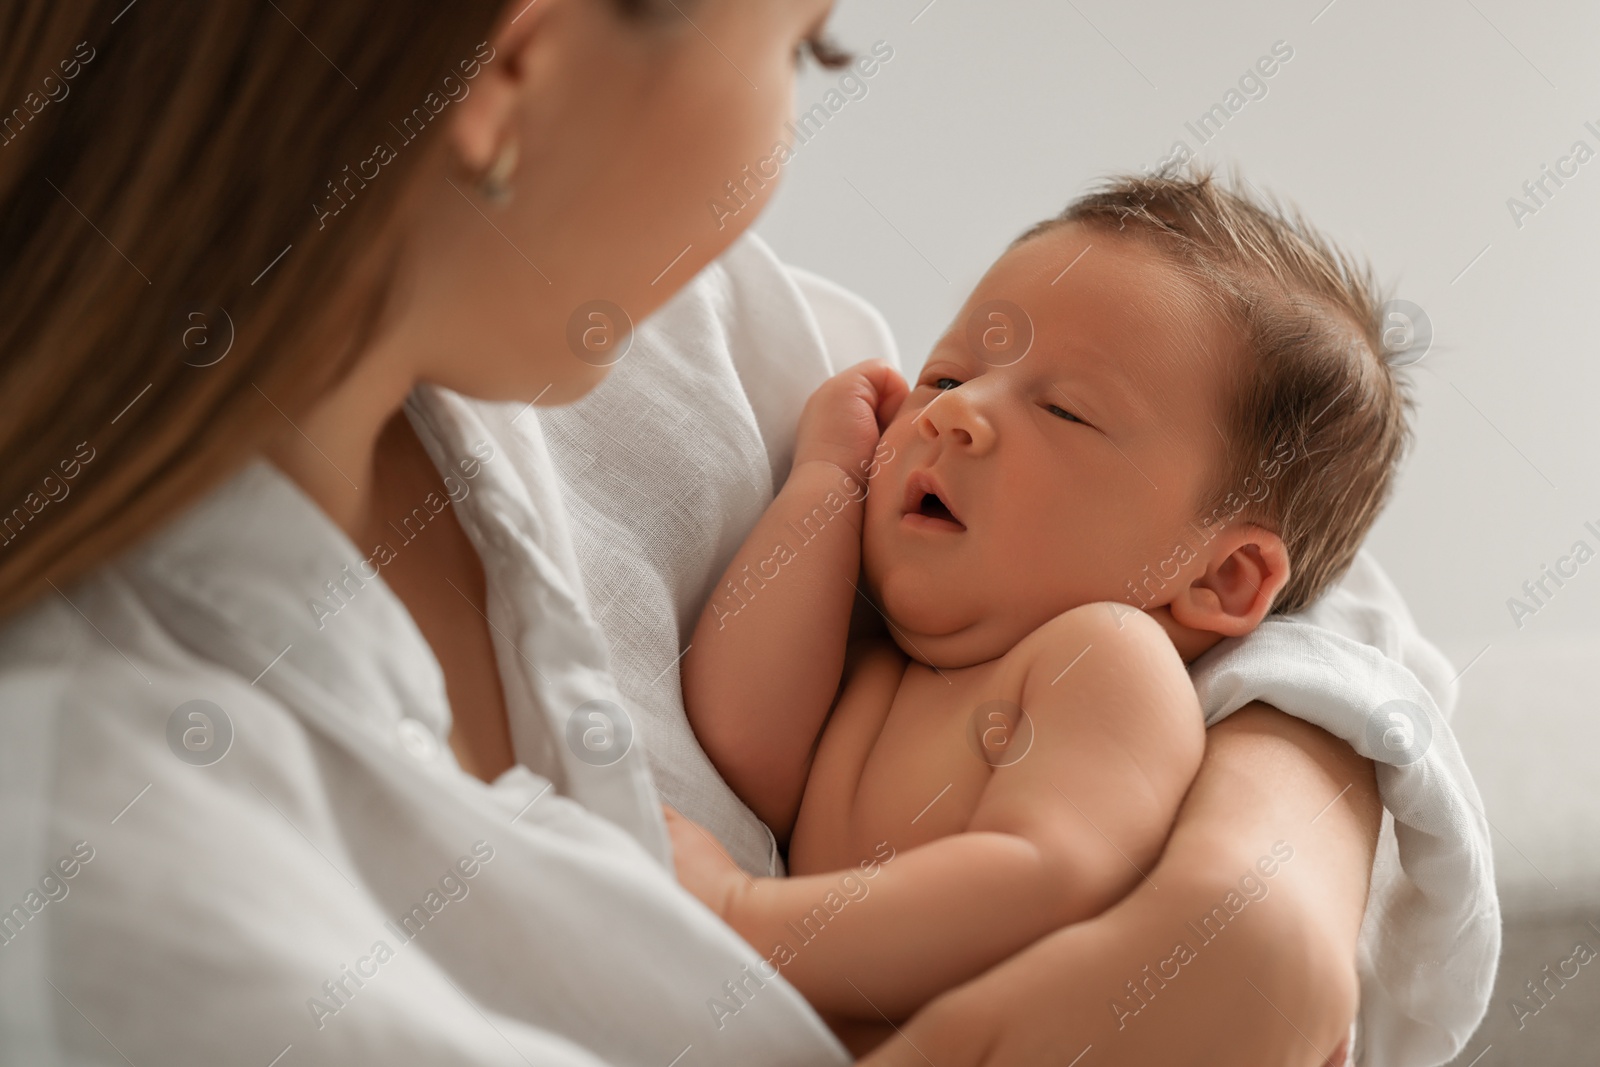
[847, 358, 909, 427]
[874, 364, 910, 427]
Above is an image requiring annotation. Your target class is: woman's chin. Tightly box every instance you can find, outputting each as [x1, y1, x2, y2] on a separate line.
[451, 365, 610, 409]
[538, 370, 608, 407]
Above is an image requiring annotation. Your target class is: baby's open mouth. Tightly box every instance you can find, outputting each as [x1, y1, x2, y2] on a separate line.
[918, 493, 960, 525]
[902, 471, 965, 531]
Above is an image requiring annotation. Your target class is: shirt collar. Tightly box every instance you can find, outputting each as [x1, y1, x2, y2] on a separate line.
[115, 384, 669, 866]
[117, 455, 454, 743]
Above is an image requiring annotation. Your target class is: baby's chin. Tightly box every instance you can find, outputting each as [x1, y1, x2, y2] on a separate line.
[865, 571, 1019, 670]
[865, 555, 1126, 669]
[878, 615, 1017, 671]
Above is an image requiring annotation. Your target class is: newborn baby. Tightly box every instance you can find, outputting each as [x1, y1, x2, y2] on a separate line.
[667, 169, 1408, 1050]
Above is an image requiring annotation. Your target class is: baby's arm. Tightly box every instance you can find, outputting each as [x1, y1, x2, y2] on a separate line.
[681, 361, 906, 841]
[669, 604, 1206, 1020]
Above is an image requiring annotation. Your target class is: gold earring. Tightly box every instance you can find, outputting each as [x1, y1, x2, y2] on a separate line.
[479, 138, 519, 207]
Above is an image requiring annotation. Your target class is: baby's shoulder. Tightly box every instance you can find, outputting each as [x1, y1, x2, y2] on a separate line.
[1001, 602, 1195, 719]
[983, 604, 1204, 803]
[1007, 601, 1173, 672]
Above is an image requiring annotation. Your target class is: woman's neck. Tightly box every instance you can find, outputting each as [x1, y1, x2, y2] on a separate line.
[260, 343, 417, 544]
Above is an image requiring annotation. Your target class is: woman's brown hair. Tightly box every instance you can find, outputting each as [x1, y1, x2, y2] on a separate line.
[0, 0, 666, 621]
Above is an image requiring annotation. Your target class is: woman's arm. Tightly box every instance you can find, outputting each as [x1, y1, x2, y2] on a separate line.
[670, 604, 1207, 1021]
[860, 702, 1379, 1067]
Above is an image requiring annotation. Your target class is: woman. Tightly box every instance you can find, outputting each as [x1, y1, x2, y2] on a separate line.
[0, 1, 1373, 1063]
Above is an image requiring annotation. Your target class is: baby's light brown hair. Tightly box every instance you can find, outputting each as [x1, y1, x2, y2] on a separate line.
[1012, 165, 1412, 614]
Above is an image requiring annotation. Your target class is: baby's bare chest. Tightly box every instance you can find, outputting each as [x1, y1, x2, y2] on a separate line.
[787, 640, 1032, 876]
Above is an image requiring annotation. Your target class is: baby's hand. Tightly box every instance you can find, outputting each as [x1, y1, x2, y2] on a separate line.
[793, 359, 908, 479]
[662, 804, 749, 922]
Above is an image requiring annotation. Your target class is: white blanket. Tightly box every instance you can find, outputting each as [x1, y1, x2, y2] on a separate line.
[1192, 559, 1500, 1065]
[537, 231, 1499, 1066]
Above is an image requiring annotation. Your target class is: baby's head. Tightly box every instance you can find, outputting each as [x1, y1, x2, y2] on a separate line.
[861, 167, 1411, 668]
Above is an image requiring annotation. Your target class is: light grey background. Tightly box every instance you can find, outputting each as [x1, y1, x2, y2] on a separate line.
[754, 1, 1600, 1057]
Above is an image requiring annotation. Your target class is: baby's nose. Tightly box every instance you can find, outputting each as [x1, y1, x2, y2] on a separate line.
[915, 390, 995, 454]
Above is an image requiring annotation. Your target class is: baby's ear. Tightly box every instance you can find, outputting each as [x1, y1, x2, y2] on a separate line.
[1168, 524, 1291, 638]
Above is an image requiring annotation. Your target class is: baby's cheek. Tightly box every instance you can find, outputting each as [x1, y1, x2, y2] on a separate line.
[995, 522, 1052, 579]
[862, 484, 894, 539]
[879, 413, 914, 445]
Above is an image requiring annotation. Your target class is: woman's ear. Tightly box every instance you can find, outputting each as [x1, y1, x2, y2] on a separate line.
[447, 0, 562, 173]
[1167, 524, 1291, 638]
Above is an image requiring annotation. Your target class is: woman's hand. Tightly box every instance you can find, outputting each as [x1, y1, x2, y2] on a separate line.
[792, 359, 908, 480]
[860, 703, 1375, 1067]
[662, 804, 751, 922]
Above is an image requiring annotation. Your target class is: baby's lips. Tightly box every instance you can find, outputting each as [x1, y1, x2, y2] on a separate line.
[902, 467, 962, 526]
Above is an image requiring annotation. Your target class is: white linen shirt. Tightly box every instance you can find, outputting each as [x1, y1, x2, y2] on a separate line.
[0, 381, 851, 1066]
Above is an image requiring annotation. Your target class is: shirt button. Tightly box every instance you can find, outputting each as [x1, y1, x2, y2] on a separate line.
[397, 718, 440, 761]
